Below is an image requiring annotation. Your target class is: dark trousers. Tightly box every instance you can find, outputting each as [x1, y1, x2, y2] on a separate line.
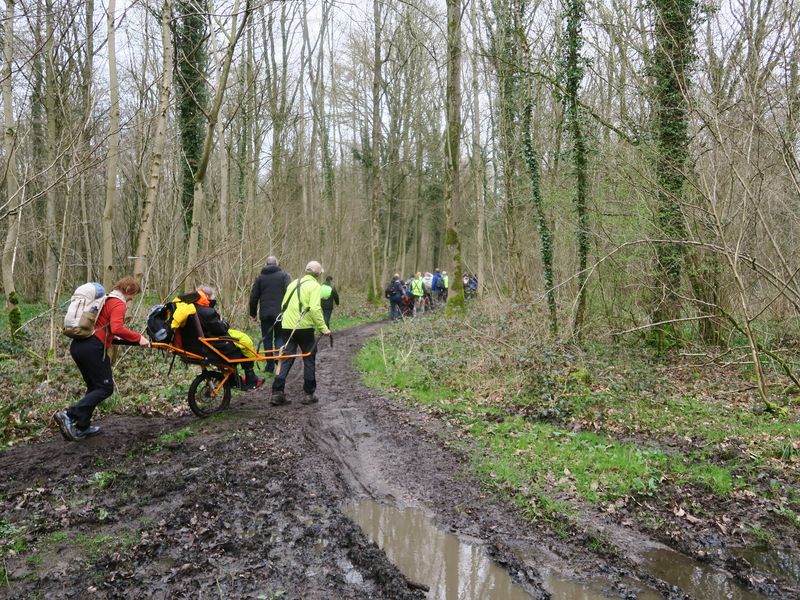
[68, 336, 114, 430]
[272, 328, 317, 394]
[389, 297, 402, 320]
[322, 307, 333, 328]
[260, 316, 283, 373]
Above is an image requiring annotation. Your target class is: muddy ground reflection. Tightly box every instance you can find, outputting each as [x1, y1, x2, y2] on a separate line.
[346, 499, 632, 599]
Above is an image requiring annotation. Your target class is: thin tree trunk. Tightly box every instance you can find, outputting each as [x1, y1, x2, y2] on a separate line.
[187, 0, 250, 268]
[44, 0, 58, 296]
[134, 0, 174, 284]
[102, 0, 120, 288]
[471, 0, 484, 300]
[2, 0, 22, 335]
[444, 0, 465, 305]
[523, 99, 557, 334]
[80, 0, 95, 281]
[564, 0, 590, 338]
[369, 0, 383, 299]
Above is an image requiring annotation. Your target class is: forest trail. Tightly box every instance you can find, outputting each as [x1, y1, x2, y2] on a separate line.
[0, 323, 793, 599]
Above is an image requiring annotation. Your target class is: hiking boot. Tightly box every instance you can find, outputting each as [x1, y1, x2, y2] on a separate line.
[301, 392, 319, 405]
[53, 410, 80, 442]
[77, 425, 101, 438]
[240, 376, 264, 391]
[270, 391, 290, 406]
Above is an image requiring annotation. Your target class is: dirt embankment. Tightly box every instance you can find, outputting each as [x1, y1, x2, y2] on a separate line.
[0, 323, 796, 599]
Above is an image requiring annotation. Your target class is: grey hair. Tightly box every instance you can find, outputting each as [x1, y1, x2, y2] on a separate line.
[197, 284, 216, 299]
[266, 255, 278, 266]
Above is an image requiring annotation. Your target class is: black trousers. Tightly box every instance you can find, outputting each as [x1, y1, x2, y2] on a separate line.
[322, 307, 333, 328]
[272, 328, 317, 394]
[259, 316, 283, 373]
[68, 336, 114, 430]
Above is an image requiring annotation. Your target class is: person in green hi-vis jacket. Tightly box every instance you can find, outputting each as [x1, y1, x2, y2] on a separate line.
[270, 261, 331, 407]
[320, 275, 340, 328]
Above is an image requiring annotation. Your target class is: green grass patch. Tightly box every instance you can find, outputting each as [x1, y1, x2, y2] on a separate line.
[0, 520, 27, 556]
[88, 469, 127, 490]
[356, 312, 796, 524]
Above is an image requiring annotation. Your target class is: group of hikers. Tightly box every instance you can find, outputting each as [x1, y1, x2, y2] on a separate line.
[53, 257, 337, 442]
[385, 269, 480, 319]
[386, 268, 476, 320]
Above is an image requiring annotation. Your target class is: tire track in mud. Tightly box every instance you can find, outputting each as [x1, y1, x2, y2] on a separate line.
[306, 322, 787, 600]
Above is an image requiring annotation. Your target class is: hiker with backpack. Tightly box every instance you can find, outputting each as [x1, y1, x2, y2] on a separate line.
[320, 275, 340, 328]
[249, 256, 291, 376]
[385, 273, 404, 321]
[54, 276, 150, 442]
[270, 261, 330, 406]
[171, 285, 263, 390]
[411, 272, 425, 316]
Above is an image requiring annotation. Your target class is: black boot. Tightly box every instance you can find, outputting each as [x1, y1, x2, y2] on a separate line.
[242, 368, 263, 390]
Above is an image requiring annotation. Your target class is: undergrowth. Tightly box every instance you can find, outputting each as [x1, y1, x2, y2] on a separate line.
[356, 302, 800, 533]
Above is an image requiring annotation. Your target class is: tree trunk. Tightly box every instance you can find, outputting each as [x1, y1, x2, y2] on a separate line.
[369, 0, 383, 299]
[471, 0, 485, 300]
[649, 0, 695, 347]
[134, 0, 174, 284]
[523, 99, 557, 334]
[176, 0, 209, 235]
[44, 0, 58, 296]
[187, 0, 250, 269]
[2, 0, 22, 335]
[444, 0, 465, 306]
[102, 0, 120, 289]
[80, 0, 95, 282]
[564, 0, 590, 338]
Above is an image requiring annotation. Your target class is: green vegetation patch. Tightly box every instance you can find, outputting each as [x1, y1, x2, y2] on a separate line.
[356, 309, 796, 526]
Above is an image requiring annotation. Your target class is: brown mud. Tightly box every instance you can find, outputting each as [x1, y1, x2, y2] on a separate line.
[0, 322, 797, 599]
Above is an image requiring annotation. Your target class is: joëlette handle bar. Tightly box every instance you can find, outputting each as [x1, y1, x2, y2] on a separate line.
[151, 337, 312, 364]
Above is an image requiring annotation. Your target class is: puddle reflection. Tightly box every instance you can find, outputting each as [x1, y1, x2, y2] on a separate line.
[642, 549, 766, 600]
[732, 546, 800, 586]
[346, 499, 626, 599]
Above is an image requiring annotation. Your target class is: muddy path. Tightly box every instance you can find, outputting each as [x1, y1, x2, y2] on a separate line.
[0, 323, 796, 599]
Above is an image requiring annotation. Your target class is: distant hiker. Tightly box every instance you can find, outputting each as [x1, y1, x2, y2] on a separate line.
[320, 275, 340, 328]
[270, 261, 331, 406]
[441, 271, 450, 302]
[463, 273, 478, 300]
[411, 272, 425, 316]
[385, 273, 404, 321]
[173, 285, 263, 390]
[249, 255, 291, 375]
[431, 268, 442, 305]
[422, 272, 434, 309]
[54, 276, 151, 442]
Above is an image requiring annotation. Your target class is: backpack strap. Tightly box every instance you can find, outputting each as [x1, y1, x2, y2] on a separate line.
[281, 278, 305, 314]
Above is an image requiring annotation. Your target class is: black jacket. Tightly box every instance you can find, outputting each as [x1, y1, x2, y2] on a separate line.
[249, 265, 291, 319]
[321, 284, 340, 311]
[180, 304, 239, 358]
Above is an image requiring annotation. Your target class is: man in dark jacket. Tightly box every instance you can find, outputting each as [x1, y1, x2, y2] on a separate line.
[385, 273, 404, 321]
[249, 256, 291, 374]
[320, 275, 340, 327]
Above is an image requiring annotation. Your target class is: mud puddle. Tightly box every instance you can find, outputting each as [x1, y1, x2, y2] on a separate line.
[641, 548, 767, 599]
[346, 498, 649, 600]
[731, 547, 800, 586]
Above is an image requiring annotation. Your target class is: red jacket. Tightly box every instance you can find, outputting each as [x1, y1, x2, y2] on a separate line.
[93, 296, 142, 348]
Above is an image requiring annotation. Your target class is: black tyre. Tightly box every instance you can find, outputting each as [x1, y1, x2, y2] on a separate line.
[188, 370, 232, 417]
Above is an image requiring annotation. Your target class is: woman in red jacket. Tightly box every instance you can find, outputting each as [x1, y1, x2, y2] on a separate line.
[53, 276, 150, 441]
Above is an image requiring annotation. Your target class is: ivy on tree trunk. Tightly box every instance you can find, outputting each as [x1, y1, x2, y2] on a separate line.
[649, 0, 696, 347]
[175, 0, 209, 233]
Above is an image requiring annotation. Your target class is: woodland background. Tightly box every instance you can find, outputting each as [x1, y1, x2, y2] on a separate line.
[1, 0, 799, 403]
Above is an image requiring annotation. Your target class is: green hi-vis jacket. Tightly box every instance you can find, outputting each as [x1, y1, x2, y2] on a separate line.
[281, 274, 328, 334]
[411, 277, 424, 297]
